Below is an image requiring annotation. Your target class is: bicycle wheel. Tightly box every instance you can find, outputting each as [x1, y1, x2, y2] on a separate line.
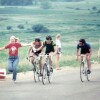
[33, 63, 40, 82]
[47, 66, 52, 83]
[36, 65, 41, 81]
[86, 68, 90, 81]
[42, 64, 48, 85]
[80, 62, 85, 82]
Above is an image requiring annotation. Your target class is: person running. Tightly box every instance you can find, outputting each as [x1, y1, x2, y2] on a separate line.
[55, 34, 62, 70]
[0, 36, 30, 82]
[76, 39, 92, 74]
[27, 38, 43, 76]
[42, 35, 56, 72]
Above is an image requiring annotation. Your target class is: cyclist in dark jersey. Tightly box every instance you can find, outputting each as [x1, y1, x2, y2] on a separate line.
[43, 35, 56, 72]
[76, 39, 92, 74]
[34, 35, 56, 72]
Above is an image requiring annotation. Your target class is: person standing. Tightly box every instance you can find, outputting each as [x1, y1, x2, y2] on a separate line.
[0, 36, 30, 82]
[55, 34, 62, 70]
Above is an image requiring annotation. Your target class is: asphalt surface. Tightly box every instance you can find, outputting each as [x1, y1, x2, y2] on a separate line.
[0, 65, 100, 100]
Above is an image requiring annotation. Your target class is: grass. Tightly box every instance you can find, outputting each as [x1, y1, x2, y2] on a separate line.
[0, 0, 100, 73]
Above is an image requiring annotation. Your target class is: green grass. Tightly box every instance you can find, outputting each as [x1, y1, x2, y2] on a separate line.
[0, 0, 100, 73]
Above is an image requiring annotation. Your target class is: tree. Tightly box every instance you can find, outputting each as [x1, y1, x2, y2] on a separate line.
[1, 0, 33, 6]
[40, 1, 52, 9]
[32, 24, 49, 33]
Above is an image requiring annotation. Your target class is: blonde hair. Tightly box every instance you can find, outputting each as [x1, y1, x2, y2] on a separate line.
[56, 34, 61, 39]
[10, 36, 16, 40]
[10, 36, 19, 43]
[15, 37, 19, 42]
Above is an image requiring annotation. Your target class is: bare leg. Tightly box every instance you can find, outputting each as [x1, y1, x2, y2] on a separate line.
[39, 57, 42, 73]
[56, 54, 60, 70]
[49, 56, 52, 67]
[86, 56, 91, 70]
[31, 55, 35, 65]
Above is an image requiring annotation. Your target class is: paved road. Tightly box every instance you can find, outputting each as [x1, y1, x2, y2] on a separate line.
[0, 66, 100, 100]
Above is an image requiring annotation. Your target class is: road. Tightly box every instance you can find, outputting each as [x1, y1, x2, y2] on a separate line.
[0, 65, 100, 100]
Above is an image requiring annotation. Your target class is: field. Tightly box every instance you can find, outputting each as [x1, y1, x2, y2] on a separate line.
[0, 0, 100, 73]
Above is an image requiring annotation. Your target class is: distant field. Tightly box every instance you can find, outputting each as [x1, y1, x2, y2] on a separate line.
[0, 0, 100, 73]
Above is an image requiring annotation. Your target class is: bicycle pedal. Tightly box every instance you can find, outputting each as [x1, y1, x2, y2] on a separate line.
[47, 72, 50, 76]
[33, 68, 36, 71]
[39, 73, 43, 76]
[36, 72, 39, 74]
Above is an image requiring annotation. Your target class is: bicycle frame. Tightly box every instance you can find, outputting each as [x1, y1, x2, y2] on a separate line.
[30, 54, 42, 82]
[42, 54, 53, 85]
[80, 54, 90, 82]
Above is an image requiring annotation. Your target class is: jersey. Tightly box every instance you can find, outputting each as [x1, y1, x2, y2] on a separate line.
[56, 39, 61, 48]
[43, 41, 56, 54]
[5, 43, 22, 56]
[77, 43, 91, 54]
[31, 41, 42, 54]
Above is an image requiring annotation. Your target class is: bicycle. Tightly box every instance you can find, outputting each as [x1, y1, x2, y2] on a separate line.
[79, 55, 91, 82]
[42, 54, 53, 85]
[27, 54, 42, 83]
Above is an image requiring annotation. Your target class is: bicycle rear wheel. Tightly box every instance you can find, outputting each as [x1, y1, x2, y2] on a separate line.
[80, 62, 86, 82]
[42, 64, 48, 85]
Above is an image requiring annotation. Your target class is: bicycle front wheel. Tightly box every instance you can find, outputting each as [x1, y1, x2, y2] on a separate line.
[86, 68, 91, 81]
[33, 63, 40, 82]
[47, 67, 53, 84]
[42, 64, 48, 85]
[80, 62, 85, 82]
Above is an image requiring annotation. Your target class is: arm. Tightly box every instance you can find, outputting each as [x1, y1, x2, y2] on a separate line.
[76, 44, 80, 61]
[55, 45, 60, 53]
[89, 48, 92, 57]
[36, 42, 44, 51]
[88, 44, 92, 58]
[27, 46, 32, 58]
[0, 47, 5, 51]
[21, 43, 31, 47]
[76, 49, 79, 61]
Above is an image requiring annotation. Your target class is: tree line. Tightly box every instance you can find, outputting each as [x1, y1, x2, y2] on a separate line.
[0, 0, 33, 6]
[0, 0, 84, 6]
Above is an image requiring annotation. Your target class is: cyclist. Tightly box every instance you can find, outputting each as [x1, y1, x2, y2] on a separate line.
[76, 39, 92, 74]
[0, 36, 30, 82]
[42, 35, 56, 72]
[27, 38, 43, 76]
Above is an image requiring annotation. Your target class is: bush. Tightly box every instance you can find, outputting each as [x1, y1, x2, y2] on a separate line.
[97, 10, 100, 13]
[32, 24, 49, 33]
[7, 26, 12, 30]
[76, 8, 80, 10]
[92, 6, 97, 10]
[17, 24, 24, 29]
[40, 1, 51, 9]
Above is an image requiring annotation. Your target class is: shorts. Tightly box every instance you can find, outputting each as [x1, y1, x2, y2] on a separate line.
[32, 50, 42, 56]
[81, 50, 90, 54]
[57, 48, 61, 54]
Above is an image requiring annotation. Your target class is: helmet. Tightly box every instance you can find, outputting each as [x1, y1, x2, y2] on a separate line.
[79, 39, 86, 44]
[46, 35, 52, 40]
[35, 38, 41, 42]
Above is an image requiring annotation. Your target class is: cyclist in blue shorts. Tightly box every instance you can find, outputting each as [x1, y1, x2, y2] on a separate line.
[76, 39, 92, 74]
